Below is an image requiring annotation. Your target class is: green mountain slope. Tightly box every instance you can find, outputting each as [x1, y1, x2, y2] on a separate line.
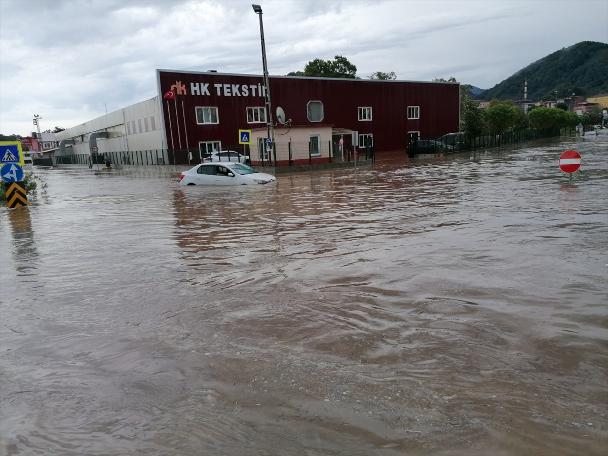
[481, 41, 608, 101]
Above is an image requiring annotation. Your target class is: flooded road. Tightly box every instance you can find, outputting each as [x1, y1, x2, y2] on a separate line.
[1, 136, 607, 455]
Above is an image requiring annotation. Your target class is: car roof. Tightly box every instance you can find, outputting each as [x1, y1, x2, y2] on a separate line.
[197, 162, 240, 168]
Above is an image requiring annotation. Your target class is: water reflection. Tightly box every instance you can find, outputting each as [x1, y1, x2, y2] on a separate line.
[6, 208, 38, 275]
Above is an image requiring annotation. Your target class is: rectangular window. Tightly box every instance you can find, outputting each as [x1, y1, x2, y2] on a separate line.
[309, 135, 321, 156]
[131, 120, 136, 134]
[407, 106, 420, 119]
[257, 137, 270, 161]
[408, 131, 420, 142]
[126, 122, 131, 135]
[246, 106, 267, 123]
[199, 141, 221, 161]
[358, 107, 372, 121]
[144, 117, 149, 132]
[195, 106, 219, 124]
[150, 116, 156, 131]
[358, 133, 374, 147]
[138, 119, 143, 133]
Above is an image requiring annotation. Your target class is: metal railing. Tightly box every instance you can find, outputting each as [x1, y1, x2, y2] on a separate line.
[53, 142, 376, 167]
[408, 127, 568, 156]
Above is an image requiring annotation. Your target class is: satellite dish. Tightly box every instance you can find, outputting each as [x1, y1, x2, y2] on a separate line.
[276, 106, 286, 124]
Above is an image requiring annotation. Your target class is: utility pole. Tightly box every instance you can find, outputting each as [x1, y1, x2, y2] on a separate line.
[252, 4, 276, 165]
[33, 114, 42, 151]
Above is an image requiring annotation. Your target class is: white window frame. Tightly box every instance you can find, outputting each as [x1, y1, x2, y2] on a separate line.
[309, 134, 321, 157]
[144, 117, 149, 132]
[126, 122, 131, 135]
[199, 141, 222, 160]
[138, 118, 143, 133]
[408, 130, 420, 139]
[358, 107, 372, 121]
[407, 106, 420, 119]
[150, 116, 156, 131]
[257, 137, 270, 161]
[358, 133, 374, 147]
[246, 106, 267, 124]
[307, 100, 324, 122]
[195, 106, 219, 125]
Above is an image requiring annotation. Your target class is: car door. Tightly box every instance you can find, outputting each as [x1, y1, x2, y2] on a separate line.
[214, 165, 237, 185]
[195, 164, 217, 184]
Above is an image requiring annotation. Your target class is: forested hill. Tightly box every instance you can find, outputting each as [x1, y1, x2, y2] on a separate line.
[480, 41, 608, 101]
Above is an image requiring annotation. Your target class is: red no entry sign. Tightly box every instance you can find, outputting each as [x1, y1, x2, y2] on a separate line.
[559, 150, 581, 173]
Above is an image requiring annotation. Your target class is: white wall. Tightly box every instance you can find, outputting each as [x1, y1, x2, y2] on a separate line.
[55, 97, 163, 156]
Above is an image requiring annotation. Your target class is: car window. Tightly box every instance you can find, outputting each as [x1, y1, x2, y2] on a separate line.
[197, 165, 217, 175]
[216, 166, 231, 176]
[231, 163, 256, 175]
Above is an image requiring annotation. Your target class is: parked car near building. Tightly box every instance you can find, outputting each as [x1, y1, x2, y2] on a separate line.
[411, 139, 453, 154]
[202, 150, 250, 163]
[437, 132, 464, 150]
[178, 162, 275, 186]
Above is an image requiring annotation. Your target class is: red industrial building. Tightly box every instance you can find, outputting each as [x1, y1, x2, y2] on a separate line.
[55, 70, 460, 167]
[157, 70, 460, 165]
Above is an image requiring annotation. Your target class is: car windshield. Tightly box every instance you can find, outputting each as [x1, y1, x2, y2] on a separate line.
[230, 163, 257, 175]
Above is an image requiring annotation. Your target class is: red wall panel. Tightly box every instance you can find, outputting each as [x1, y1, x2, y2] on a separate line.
[158, 70, 459, 154]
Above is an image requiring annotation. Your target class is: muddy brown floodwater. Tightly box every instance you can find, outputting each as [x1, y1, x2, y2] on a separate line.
[1, 136, 607, 455]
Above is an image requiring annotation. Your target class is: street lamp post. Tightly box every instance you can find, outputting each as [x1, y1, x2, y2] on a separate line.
[252, 4, 276, 165]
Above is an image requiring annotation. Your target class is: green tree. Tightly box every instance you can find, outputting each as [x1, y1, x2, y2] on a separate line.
[580, 106, 603, 126]
[369, 71, 396, 80]
[529, 107, 578, 130]
[288, 55, 357, 79]
[555, 102, 569, 111]
[461, 96, 485, 140]
[485, 101, 519, 134]
[513, 108, 529, 130]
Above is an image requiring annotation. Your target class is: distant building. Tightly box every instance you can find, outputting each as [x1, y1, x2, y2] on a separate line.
[21, 132, 59, 152]
[586, 94, 608, 108]
[573, 101, 600, 115]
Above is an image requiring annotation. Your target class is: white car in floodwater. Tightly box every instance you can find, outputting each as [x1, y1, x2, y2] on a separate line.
[179, 162, 276, 186]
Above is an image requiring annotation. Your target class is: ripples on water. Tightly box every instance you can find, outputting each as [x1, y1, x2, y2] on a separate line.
[1, 137, 607, 455]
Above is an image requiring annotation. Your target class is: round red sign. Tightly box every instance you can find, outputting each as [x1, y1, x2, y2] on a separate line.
[559, 150, 581, 173]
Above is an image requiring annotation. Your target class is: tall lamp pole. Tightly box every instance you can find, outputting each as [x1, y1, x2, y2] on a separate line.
[252, 4, 276, 165]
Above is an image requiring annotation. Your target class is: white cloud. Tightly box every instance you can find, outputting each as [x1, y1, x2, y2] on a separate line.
[0, 0, 606, 135]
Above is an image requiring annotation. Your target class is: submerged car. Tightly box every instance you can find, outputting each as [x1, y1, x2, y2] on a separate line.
[179, 162, 276, 186]
[202, 150, 250, 163]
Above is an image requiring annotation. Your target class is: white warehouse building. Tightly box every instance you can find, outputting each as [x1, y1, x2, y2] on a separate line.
[54, 97, 166, 165]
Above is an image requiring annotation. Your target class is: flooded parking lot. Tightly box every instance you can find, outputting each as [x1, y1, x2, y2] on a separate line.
[1, 137, 607, 455]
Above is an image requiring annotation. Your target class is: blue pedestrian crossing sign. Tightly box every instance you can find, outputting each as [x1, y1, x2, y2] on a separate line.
[0, 141, 25, 166]
[238, 129, 252, 145]
[1, 163, 24, 183]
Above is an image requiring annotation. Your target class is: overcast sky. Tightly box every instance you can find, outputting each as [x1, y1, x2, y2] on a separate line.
[0, 0, 606, 136]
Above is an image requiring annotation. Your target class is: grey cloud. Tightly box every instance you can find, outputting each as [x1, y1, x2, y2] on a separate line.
[1, 0, 606, 135]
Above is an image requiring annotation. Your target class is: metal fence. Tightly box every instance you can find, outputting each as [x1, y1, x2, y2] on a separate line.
[408, 127, 567, 156]
[54, 142, 375, 167]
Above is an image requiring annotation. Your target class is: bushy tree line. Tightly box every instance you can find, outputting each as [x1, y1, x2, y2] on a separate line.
[461, 97, 586, 140]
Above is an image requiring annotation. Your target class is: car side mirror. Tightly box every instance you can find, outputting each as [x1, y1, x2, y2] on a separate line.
[228, 172, 235, 177]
